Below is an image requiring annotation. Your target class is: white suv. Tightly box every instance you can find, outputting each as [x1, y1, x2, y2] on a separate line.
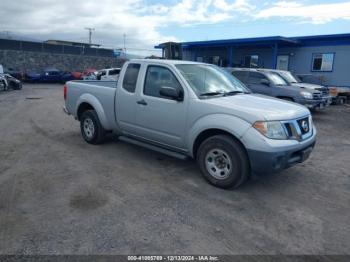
[96, 68, 121, 81]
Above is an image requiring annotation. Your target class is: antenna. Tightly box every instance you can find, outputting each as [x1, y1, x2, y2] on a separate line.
[84, 27, 95, 45]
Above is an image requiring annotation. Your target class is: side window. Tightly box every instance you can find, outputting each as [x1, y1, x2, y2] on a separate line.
[144, 66, 182, 99]
[109, 69, 120, 75]
[122, 64, 141, 93]
[100, 71, 106, 76]
[232, 71, 248, 83]
[248, 72, 266, 84]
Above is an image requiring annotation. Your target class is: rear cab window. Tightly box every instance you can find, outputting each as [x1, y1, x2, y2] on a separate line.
[122, 64, 141, 93]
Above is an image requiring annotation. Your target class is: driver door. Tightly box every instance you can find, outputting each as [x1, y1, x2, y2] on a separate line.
[247, 72, 271, 96]
[133, 65, 188, 149]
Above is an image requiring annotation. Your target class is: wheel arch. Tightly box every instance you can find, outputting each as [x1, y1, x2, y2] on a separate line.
[188, 114, 251, 158]
[77, 102, 94, 120]
[192, 128, 249, 160]
[76, 94, 111, 130]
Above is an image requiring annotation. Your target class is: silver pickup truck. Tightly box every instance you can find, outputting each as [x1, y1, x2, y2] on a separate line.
[63, 59, 316, 189]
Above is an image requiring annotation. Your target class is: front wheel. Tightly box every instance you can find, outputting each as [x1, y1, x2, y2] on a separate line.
[80, 110, 106, 144]
[197, 135, 250, 189]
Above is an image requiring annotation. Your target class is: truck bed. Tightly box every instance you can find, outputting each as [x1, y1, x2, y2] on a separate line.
[65, 80, 118, 130]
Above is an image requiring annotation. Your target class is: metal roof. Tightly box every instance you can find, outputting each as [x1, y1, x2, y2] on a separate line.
[155, 33, 350, 49]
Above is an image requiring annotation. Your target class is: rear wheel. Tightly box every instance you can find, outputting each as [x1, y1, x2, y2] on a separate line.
[80, 110, 106, 144]
[197, 135, 250, 189]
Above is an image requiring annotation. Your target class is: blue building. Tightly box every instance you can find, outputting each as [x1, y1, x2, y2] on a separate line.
[156, 33, 350, 87]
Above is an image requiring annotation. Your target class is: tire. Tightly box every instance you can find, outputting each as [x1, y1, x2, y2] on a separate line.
[80, 110, 106, 144]
[197, 135, 250, 189]
[13, 83, 22, 90]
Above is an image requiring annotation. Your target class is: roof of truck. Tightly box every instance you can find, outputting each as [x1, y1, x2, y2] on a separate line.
[130, 59, 205, 65]
[228, 68, 289, 73]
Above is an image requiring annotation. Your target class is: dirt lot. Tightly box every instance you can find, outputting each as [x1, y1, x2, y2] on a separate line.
[0, 84, 349, 255]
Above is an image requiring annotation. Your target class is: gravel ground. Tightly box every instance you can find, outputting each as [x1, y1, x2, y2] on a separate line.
[0, 84, 349, 255]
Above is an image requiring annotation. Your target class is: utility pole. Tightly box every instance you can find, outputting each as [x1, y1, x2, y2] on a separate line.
[84, 27, 95, 45]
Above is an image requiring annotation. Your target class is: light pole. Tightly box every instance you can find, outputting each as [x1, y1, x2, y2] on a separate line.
[85, 28, 95, 45]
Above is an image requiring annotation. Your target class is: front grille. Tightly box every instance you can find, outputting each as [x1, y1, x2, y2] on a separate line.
[282, 116, 312, 141]
[316, 87, 329, 96]
[312, 92, 322, 100]
[297, 117, 310, 135]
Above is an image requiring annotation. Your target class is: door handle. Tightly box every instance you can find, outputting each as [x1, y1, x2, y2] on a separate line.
[137, 99, 147, 106]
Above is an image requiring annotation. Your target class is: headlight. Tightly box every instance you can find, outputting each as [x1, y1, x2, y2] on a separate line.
[253, 121, 288, 140]
[300, 91, 313, 99]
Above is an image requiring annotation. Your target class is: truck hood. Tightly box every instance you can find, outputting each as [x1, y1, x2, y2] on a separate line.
[203, 94, 309, 123]
[292, 82, 324, 90]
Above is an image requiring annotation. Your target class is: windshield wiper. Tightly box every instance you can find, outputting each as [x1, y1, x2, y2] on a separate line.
[199, 92, 225, 97]
[223, 91, 245, 96]
[200, 90, 248, 97]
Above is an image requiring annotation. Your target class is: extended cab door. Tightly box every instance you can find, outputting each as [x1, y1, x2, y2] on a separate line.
[115, 63, 142, 133]
[133, 65, 188, 150]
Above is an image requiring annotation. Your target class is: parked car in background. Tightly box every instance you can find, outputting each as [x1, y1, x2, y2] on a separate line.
[60, 71, 76, 83]
[83, 71, 97, 80]
[0, 74, 6, 90]
[0, 73, 22, 90]
[228, 68, 326, 110]
[262, 69, 332, 108]
[64, 59, 316, 189]
[82, 69, 97, 80]
[4, 67, 23, 81]
[96, 68, 121, 81]
[71, 71, 83, 80]
[40, 68, 62, 83]
[24, 70, 42, 83]
[25, 68, 73, 83]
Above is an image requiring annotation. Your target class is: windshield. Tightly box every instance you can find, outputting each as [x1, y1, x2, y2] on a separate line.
[278, 71, 300, 84]
[266, 72, 289, 86]
[175, 64, 249, 98]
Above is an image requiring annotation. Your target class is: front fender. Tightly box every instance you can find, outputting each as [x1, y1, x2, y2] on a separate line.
[187, 114, 252, 157]
[76, 94, 111, 130]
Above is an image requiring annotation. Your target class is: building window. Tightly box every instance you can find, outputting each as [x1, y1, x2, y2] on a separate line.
[312, 53, 334, 72]
[244, 55, 259, 68]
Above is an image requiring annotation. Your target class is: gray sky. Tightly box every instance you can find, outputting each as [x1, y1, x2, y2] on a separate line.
[1, 0, 350, 56]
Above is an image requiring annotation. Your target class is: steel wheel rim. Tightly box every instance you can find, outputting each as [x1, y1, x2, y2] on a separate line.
[83, 118, 95, 139]
[205, 149, 232, 180]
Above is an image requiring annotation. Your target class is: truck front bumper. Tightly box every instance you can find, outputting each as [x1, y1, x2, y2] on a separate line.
[243, 126, 317, 175]
[299, 96, 331, 110]
[301, 99, 324, 109]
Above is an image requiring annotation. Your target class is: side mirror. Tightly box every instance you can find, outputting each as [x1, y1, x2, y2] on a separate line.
[159, 86, 183, 101]
[261, 79, 270, 86]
